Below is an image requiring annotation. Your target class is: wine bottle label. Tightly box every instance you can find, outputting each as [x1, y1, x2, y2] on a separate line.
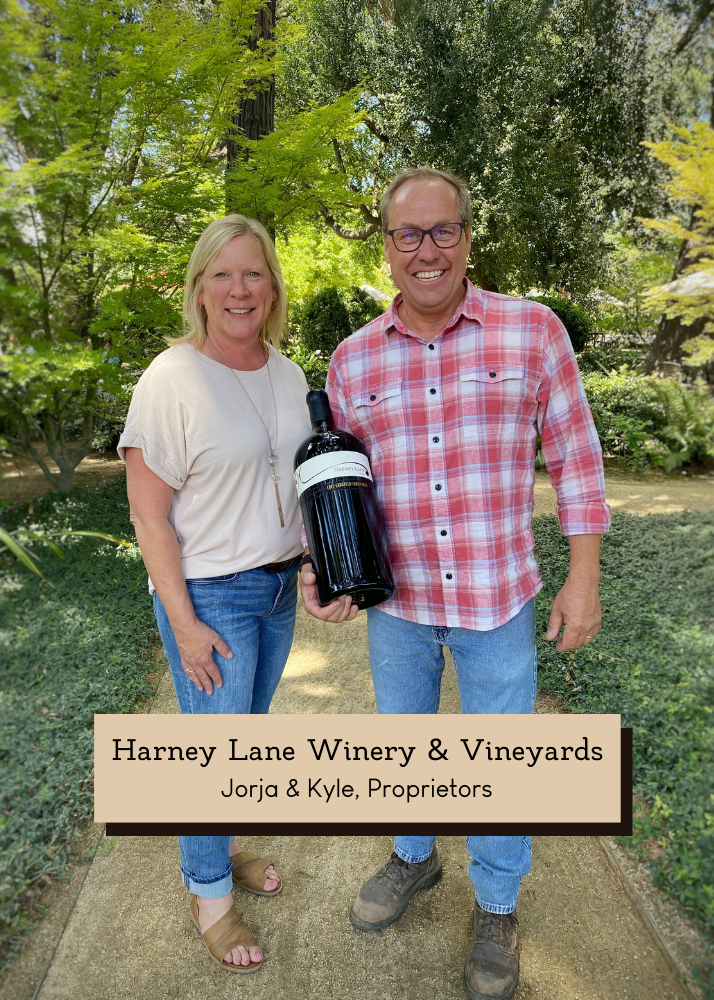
[294, 451, 373, 498]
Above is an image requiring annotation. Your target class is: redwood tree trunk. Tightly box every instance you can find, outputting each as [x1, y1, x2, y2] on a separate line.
[226, 2, 276, 235]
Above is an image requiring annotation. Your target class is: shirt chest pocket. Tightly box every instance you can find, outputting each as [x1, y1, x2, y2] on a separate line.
[459, 368, 526, 419]
[352, 382, 405, 439]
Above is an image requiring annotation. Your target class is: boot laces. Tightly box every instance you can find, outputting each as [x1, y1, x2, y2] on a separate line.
[475, 908, 519, 944]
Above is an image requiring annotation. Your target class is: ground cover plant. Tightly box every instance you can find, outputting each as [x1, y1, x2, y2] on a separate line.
[0, 476, 155, 968]
[534, 511, 714, 942]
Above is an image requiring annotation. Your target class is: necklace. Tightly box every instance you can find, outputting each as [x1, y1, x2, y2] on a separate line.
[206, 333, 285, 528]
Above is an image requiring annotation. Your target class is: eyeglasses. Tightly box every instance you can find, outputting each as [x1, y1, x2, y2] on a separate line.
[386, 222, 466, 252]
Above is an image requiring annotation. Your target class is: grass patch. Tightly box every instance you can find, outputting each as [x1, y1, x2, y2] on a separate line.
[0, 475, 156, 969]
[534, 511, 714, 938]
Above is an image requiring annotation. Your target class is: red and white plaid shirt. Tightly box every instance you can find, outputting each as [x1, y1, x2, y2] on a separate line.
[326, 280, 610, 631]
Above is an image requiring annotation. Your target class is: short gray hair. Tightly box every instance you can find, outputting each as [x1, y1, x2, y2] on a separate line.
[174, 215, 287, 350]
[381, 167, 473, 232]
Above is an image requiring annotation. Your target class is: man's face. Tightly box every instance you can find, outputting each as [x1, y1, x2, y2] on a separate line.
[384, 178, 471, 318]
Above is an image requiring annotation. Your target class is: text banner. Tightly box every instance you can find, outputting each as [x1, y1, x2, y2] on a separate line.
[96, 714, 629, 835]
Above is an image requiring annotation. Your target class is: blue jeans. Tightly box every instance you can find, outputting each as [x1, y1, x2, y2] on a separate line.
[153, 562, 299, 898]
[366, 599, 537, 915]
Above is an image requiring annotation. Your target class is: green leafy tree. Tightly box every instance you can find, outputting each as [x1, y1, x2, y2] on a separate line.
[641, 123, 714, 371]
[279, 0, 701, 295]
[0, 0, 363, 489]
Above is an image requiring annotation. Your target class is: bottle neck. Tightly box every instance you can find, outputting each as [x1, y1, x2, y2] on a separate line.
[312, 419, 332, 434]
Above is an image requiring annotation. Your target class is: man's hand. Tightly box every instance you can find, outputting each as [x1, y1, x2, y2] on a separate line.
[299, 559, 359, 623]
[545, 533, 603, 652]
[545, 578, 601, 652]
[174, 619, 233, 694]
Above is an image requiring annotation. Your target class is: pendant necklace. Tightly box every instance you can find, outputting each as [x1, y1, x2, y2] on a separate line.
[207, 333, 285, 528]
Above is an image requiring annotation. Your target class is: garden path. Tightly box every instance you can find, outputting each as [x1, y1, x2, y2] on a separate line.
[5, 617, 704, 1000]
[2, 465, 712, 1000]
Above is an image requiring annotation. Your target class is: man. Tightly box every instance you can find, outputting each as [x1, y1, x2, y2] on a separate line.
[299, 167, 610, 1000]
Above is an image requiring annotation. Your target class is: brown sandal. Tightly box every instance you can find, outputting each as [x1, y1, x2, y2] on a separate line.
[190, 895, 263, 974]
[231, 850, 282, 897]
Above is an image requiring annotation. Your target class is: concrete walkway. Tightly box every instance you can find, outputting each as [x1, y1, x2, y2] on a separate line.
[2, 472, 712, 1000]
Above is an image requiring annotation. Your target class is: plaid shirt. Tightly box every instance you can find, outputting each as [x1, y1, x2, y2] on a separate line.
[326, 280, 610, 631]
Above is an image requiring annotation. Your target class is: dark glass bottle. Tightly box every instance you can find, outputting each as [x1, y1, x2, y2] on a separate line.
[294, 390, 394, 609]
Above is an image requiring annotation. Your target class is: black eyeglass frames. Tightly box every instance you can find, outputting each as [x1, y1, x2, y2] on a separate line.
[386, 222, 466, 252]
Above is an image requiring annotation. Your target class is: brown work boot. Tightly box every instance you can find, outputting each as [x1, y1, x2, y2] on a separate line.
[463, 902, 519, 1000]
[349, 848, 442, 931]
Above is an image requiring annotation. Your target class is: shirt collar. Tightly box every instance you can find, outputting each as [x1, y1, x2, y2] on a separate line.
[382, 278, 484, 340]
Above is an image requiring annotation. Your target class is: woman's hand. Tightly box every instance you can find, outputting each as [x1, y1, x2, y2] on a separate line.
[299, 560, 358, 623]
[173, 619, 233, 694]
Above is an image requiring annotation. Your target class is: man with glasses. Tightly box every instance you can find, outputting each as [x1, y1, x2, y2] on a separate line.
[300, 167, 609, 1000]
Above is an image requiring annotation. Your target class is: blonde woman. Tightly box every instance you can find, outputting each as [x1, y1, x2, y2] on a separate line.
[118, 216, 311, 973]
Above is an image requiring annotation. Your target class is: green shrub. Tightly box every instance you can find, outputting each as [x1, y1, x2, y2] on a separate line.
[577, 343, 648, 375]
[284, 340, 331, 391]
[299, 287, 352, 355]
[299, 285, 385, 356]
[532, 295, 591, 352]
[582, 370, 714, 471]
[344, 286, 385, 332]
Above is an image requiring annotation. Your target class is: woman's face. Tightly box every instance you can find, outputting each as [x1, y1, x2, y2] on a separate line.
[198, 234, 277, 349]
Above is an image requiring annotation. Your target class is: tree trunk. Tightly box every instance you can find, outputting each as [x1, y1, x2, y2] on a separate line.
[226, 2, 276, 235]
[467, 261, 499, 293]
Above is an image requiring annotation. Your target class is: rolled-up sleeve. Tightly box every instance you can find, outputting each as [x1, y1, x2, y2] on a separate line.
[537, 314, 611, 536]
[117, 365, 187, 490]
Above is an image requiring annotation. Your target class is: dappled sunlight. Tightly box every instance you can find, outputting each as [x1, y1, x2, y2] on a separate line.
[282, 645, 331, 677]
[294, 682, 343, 698]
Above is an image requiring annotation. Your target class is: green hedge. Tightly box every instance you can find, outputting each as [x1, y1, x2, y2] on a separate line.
[0, 478, 155, 968]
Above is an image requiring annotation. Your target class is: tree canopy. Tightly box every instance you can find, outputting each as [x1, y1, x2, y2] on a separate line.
[280, 0, 701, 293]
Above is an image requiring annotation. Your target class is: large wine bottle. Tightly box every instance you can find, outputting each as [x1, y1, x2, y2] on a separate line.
[294, 390, 394, 609]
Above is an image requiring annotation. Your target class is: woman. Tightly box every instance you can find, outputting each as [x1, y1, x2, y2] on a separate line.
[118, 215, 311, 973]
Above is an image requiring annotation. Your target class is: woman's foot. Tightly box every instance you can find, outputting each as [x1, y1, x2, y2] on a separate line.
[229, 841, 280, 892]
[195, 893, 262, 967]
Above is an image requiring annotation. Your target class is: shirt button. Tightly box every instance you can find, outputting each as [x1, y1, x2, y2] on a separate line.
[434, 483, 442, 491]
[428, 343, 435, 350]
[370, 394, 376, 400]
[430, 388, 436, 395]
[489, 371, 497, 378]
[445, 573, 453, 580]
[440, 529, 447, 536]
[432, 436, 439, 443]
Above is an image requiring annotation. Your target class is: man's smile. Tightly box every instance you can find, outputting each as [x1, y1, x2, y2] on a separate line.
[413, 270, 445, 281]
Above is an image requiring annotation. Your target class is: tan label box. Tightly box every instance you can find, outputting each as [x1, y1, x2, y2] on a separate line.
[95, 714, 629, 835]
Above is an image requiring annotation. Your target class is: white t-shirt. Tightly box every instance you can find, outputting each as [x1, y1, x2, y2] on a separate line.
[118, 343, 312, 583]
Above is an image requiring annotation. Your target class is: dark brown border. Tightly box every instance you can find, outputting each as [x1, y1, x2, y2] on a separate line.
[106, 729, 633, 837]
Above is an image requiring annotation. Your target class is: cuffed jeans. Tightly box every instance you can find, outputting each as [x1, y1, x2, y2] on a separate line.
[153, 561, 299, 898]
[366, 598, 537, 914]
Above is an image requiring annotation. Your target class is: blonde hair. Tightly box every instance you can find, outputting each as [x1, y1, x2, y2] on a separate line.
[174, 215, 287, 351]
[381, 167, 473, 231]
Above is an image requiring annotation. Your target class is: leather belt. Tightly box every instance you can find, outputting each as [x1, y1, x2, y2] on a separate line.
[261, 555, 300, 574]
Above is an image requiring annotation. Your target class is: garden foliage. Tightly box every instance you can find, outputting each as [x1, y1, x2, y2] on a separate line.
[0, 479, 155, 967]
[299, 286, 384, 355]
[535, 512, 714, 938]
[581, 368, 714, 470]
[0, 0, 364, 489]
[531, 296, 590, 353]
[280, 0, 699, 294]
[640, 122, 714, 368]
